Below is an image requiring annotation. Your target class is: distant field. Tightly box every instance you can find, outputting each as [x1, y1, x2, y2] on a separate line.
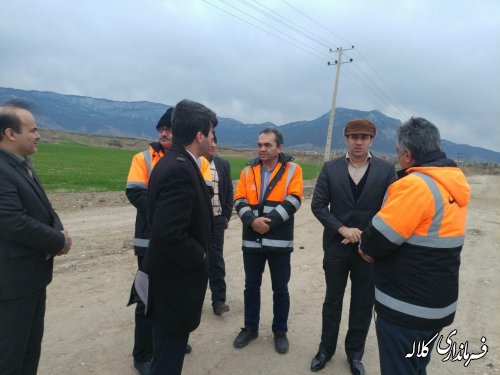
[32, 142, 138, 192]
[32, 142, 322, 192]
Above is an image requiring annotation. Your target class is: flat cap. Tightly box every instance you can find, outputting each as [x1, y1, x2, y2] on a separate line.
[344, 118, 376, 137]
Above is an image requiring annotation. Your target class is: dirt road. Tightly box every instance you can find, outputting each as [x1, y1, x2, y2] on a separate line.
[38, 175, 499, 375]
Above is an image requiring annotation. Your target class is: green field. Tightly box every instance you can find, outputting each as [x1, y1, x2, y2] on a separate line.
[32, 142, 322, 192]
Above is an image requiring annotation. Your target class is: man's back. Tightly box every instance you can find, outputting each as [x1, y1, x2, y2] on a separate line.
[142, 144, 212, 335]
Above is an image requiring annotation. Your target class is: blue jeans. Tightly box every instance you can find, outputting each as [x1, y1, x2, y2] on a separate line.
[243, 251, 291, 333]
[376, 316, 439, 375]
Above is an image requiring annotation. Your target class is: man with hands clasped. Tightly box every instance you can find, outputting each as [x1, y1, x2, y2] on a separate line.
[310, 119, 396, 375]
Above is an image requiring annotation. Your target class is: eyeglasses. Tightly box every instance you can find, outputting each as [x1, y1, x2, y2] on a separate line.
[157, 127, 172, 134]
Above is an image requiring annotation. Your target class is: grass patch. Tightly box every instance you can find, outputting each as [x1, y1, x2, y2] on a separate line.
[32, 142, 323, 192]
[32, 142, 138, 192]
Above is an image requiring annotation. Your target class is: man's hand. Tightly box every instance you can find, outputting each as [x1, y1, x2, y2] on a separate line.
[45, 231, 72, 260]
[58, 230, 73, 256]
[338, 226, 362, 244]
[251, 217, 271, 234]
[358, 248, 374, 263]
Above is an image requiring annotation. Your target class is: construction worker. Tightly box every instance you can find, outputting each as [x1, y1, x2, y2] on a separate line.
[359, 117, 470, 375]
[233, 127, 303, 355]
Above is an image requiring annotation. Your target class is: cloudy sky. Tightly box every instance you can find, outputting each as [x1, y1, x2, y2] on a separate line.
[1, 0, 499, 151]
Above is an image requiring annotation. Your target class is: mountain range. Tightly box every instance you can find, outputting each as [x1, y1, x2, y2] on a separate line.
[1, 87, 499, 163]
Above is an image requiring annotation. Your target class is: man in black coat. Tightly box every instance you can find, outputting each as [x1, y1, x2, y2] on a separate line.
[205, 135, 233, 315]
[0, 100, 72, 374]
[310, 119, 396, 375]
[139, 99, 217, 375]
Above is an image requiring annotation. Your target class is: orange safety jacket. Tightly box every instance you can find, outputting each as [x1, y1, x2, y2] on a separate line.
[360, 153, 470, 330]
[234, 153, 303, 253]
[126, 143, 211, 256]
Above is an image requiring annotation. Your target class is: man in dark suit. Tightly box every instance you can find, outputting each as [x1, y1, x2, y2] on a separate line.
[205, 135, 233, 316]
[310, 119, 396, 375]
[139, 99, 216, 375]
[0, 100, 72, 375]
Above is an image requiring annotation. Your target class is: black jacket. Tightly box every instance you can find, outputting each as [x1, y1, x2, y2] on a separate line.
[0, 148, 65, 300]
[311, 155, 396, 249]
[141, 144, 213, 334]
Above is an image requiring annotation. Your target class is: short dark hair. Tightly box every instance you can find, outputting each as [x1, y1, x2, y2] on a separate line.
[0, 100, 33, 139]
[171, 99, 217, 146]
[259, 126, 284, 146]
[156, 107, 173, 130]
[397, 117, 441, 162]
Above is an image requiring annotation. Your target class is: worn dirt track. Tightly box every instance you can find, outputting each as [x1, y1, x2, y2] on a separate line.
[38, 175, 499, 375]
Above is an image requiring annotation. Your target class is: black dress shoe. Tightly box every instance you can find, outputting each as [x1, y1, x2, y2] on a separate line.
[213, 302, 230, 316]
[185, 343, 192, 354]
[274, 332, 289, 354]
[233, 328, 258, 348]
[310, 351, 331, 372]
[348, 359, 365, 375]
[133, 359, 152, 375]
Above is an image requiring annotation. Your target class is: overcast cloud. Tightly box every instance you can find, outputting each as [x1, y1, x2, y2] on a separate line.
[1, 0, 499, 151]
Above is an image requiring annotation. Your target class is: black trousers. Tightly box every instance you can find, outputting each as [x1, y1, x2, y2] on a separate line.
[376, 316, 438, 375]
[208, 215, 227, 307]
[0, 288, 46, 375]
[133, 255, 153, 362]
[151, 329, 189, 375]
[243, 251, 291, 333]
[320, 242, 374, 360]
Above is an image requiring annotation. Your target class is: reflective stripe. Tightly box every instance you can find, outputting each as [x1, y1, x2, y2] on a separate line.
[253, 210, 259, 216]
[263, 206, 273, 213]
[143, 150, 152, 177]
[134, 238, 150, 248]
[382, 190, 389, 206]
[375, 287, 457, 319]
[285, 195, 301, 209]
[284, 162, 297, 199]
[406, 235, 464, 248]
[235, 198, 248, 206]
[375, 172, 465, 248]
[126, 181, 147, 189]
[243, 166, 249, 178]
[262, 238, 293, 248]
[243, 240, 262, 248]
[405, 173, 464, 248]
[205, 180, 214, 187]
[373, 214, 406, 245]
[238, 206, 252, 218]
[414, 173, 443, 237]
[275, 205, 290, 222]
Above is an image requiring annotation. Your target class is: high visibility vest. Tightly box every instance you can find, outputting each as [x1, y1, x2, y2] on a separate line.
[361, 165, 470, 330]
[234, 155, 303, 252]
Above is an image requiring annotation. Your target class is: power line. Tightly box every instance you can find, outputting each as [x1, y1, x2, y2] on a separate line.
[247, 0, 333, 48]
[279, 0, 411, 119]
[205, 0, 412, 121]
[205, 0, 331, 60]
[343, 64, 410, 120]
[280, 0, 352, 46]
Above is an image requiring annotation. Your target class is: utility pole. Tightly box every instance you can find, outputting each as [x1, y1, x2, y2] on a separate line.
[323, 46, 354, 162]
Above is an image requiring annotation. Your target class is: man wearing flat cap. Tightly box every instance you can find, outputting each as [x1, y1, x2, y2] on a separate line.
[309, 118, 396, 374]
